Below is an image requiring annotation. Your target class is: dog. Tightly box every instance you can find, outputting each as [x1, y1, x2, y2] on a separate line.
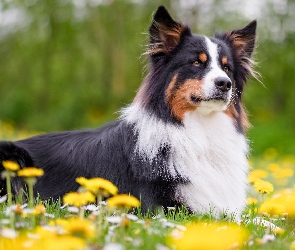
[0, 6, 257, 218]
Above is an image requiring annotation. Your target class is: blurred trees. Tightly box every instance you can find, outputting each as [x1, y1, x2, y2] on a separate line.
[0, 0, 294, 155]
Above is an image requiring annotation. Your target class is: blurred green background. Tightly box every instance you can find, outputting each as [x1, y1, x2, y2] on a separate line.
[0, 0, 294, 156]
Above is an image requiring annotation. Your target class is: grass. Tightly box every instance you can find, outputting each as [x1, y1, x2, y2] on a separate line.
[0, 123, 295, 249]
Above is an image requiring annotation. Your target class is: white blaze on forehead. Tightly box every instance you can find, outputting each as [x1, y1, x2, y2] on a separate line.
[202, 37, 230, 96]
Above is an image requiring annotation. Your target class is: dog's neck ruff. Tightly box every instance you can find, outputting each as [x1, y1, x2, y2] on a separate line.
[121, 102, 249, 218]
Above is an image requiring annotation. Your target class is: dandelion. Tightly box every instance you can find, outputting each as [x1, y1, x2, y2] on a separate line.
[63, 191, 95, 207]
[63, 191, 95, 218]
[259, 200, 286, 217]
[1, 160, 20, 229]
[18, 167, 44, 178]
[1, 161, 20, 205]
[170, 222, 248, 250]
[2, 160, 20, 171]
[254, 180, 274, 194]
[107, 194, 140, 209]
[267, 163, 280, 172]
[273, 168, 294, 186]
[247, 197, 258, 205]
[18, 167, 44, 210]
[249, 169, 268, 179]
[76, 177, 118, 197]
[34, 204, 46, 215]
[33, 235, 86, 250]
[285, 195, 295, 218]
[291, 241, 295, 250]
[57, 217, 95, 239]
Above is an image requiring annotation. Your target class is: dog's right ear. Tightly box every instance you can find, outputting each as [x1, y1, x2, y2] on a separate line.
[147, 6, 191, 56]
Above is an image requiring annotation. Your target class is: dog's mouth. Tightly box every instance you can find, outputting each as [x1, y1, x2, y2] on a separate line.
[190, 94, 228, 104]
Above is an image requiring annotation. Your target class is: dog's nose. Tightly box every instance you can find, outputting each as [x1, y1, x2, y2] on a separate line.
[214, 77, 232, 92]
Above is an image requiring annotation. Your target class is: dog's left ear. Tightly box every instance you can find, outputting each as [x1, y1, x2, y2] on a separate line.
[147, 6, 191, 56]
[216, 20, 257, 58]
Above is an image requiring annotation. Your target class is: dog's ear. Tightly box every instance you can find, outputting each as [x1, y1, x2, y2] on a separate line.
[147, 6, 191, 56]
[216, 20, 257, 58]
[215, 20, 257, 88]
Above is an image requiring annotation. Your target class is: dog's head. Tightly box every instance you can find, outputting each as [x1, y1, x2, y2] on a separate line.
[135, 6, 257, 133]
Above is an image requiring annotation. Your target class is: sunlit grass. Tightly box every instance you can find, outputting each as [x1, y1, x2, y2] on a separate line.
[1, 124, 295, 249]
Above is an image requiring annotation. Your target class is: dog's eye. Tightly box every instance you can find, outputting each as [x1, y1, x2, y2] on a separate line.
[193, 60, 201, 66]
[223, 65, 230, 72]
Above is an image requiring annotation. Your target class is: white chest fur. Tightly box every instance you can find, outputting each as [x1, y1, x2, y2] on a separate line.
[121, 103, 249, 218]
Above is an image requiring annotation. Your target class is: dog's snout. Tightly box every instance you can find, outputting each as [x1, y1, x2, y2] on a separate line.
[214, 77, 232, 92]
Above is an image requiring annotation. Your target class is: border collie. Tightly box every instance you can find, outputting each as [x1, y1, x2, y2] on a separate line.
[0, 6, 257, 218]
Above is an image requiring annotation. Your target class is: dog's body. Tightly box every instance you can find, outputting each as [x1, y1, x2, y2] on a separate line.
[0, 6, 257, 218]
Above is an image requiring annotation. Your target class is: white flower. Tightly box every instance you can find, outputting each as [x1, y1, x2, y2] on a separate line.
[175, 224, 186, 231]
[0, 195, 7, 204]
[252, 217, 282, 231]
[91, 210, 101, 216]
[126, 214, 138, 221]
[167, 207, 176, 211]
[262, 234, 275, 244]
[67, 206, 79, 213]
[136, 219, 145, 224]
[152, 214, 162, 219]
[106, 216, 122, 224]
[0, 228, 18, 239]
[45, 213, 55, 218]
[0, 219, 11, 225]
[104, 243, 124, 250]
[22, 208, 34, 214]
[163, 221, 176, 228]
[156, 244, 170, 250]
[84, 204, 98, 211]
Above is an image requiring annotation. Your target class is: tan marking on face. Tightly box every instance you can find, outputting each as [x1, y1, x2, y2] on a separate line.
[199, 53, 207, 63]
[166, 77, 204, 121]
[222, 56, 228, 65]
[224, 103, 238, 123]
[239, 102, 251, 132]
[224, 100, 251, 133]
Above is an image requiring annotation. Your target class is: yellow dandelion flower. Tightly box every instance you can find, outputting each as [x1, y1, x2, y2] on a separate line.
[259, 200, 286, 216]
[267, 163, 280, 172]
[248, 175, 261, 185]
[285, 195, 295, 218]
[249, 169, 268, 179]
[63, 191, 95, 207]
[247, 197, 258, 205]
[61, 218, 95, 239]
[292, 241, 295, 250]
[34, 204, 46, 215]
[107, 194, 140, 208]
[273, 228, 285, 235]
[2, 160, 20, 171]
[76, 177, 88, 186]
[18, 167, 44, 177]
[273, 168, 294, 179]
[254, 180, 274, 194]
[170, 222, 248, 250]
[32, 235, 86, 250]
[76, 177, 118, 196]
[35, 226, 57, 239]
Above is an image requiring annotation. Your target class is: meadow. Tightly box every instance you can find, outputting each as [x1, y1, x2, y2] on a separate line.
[0, 121, 295, 250]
